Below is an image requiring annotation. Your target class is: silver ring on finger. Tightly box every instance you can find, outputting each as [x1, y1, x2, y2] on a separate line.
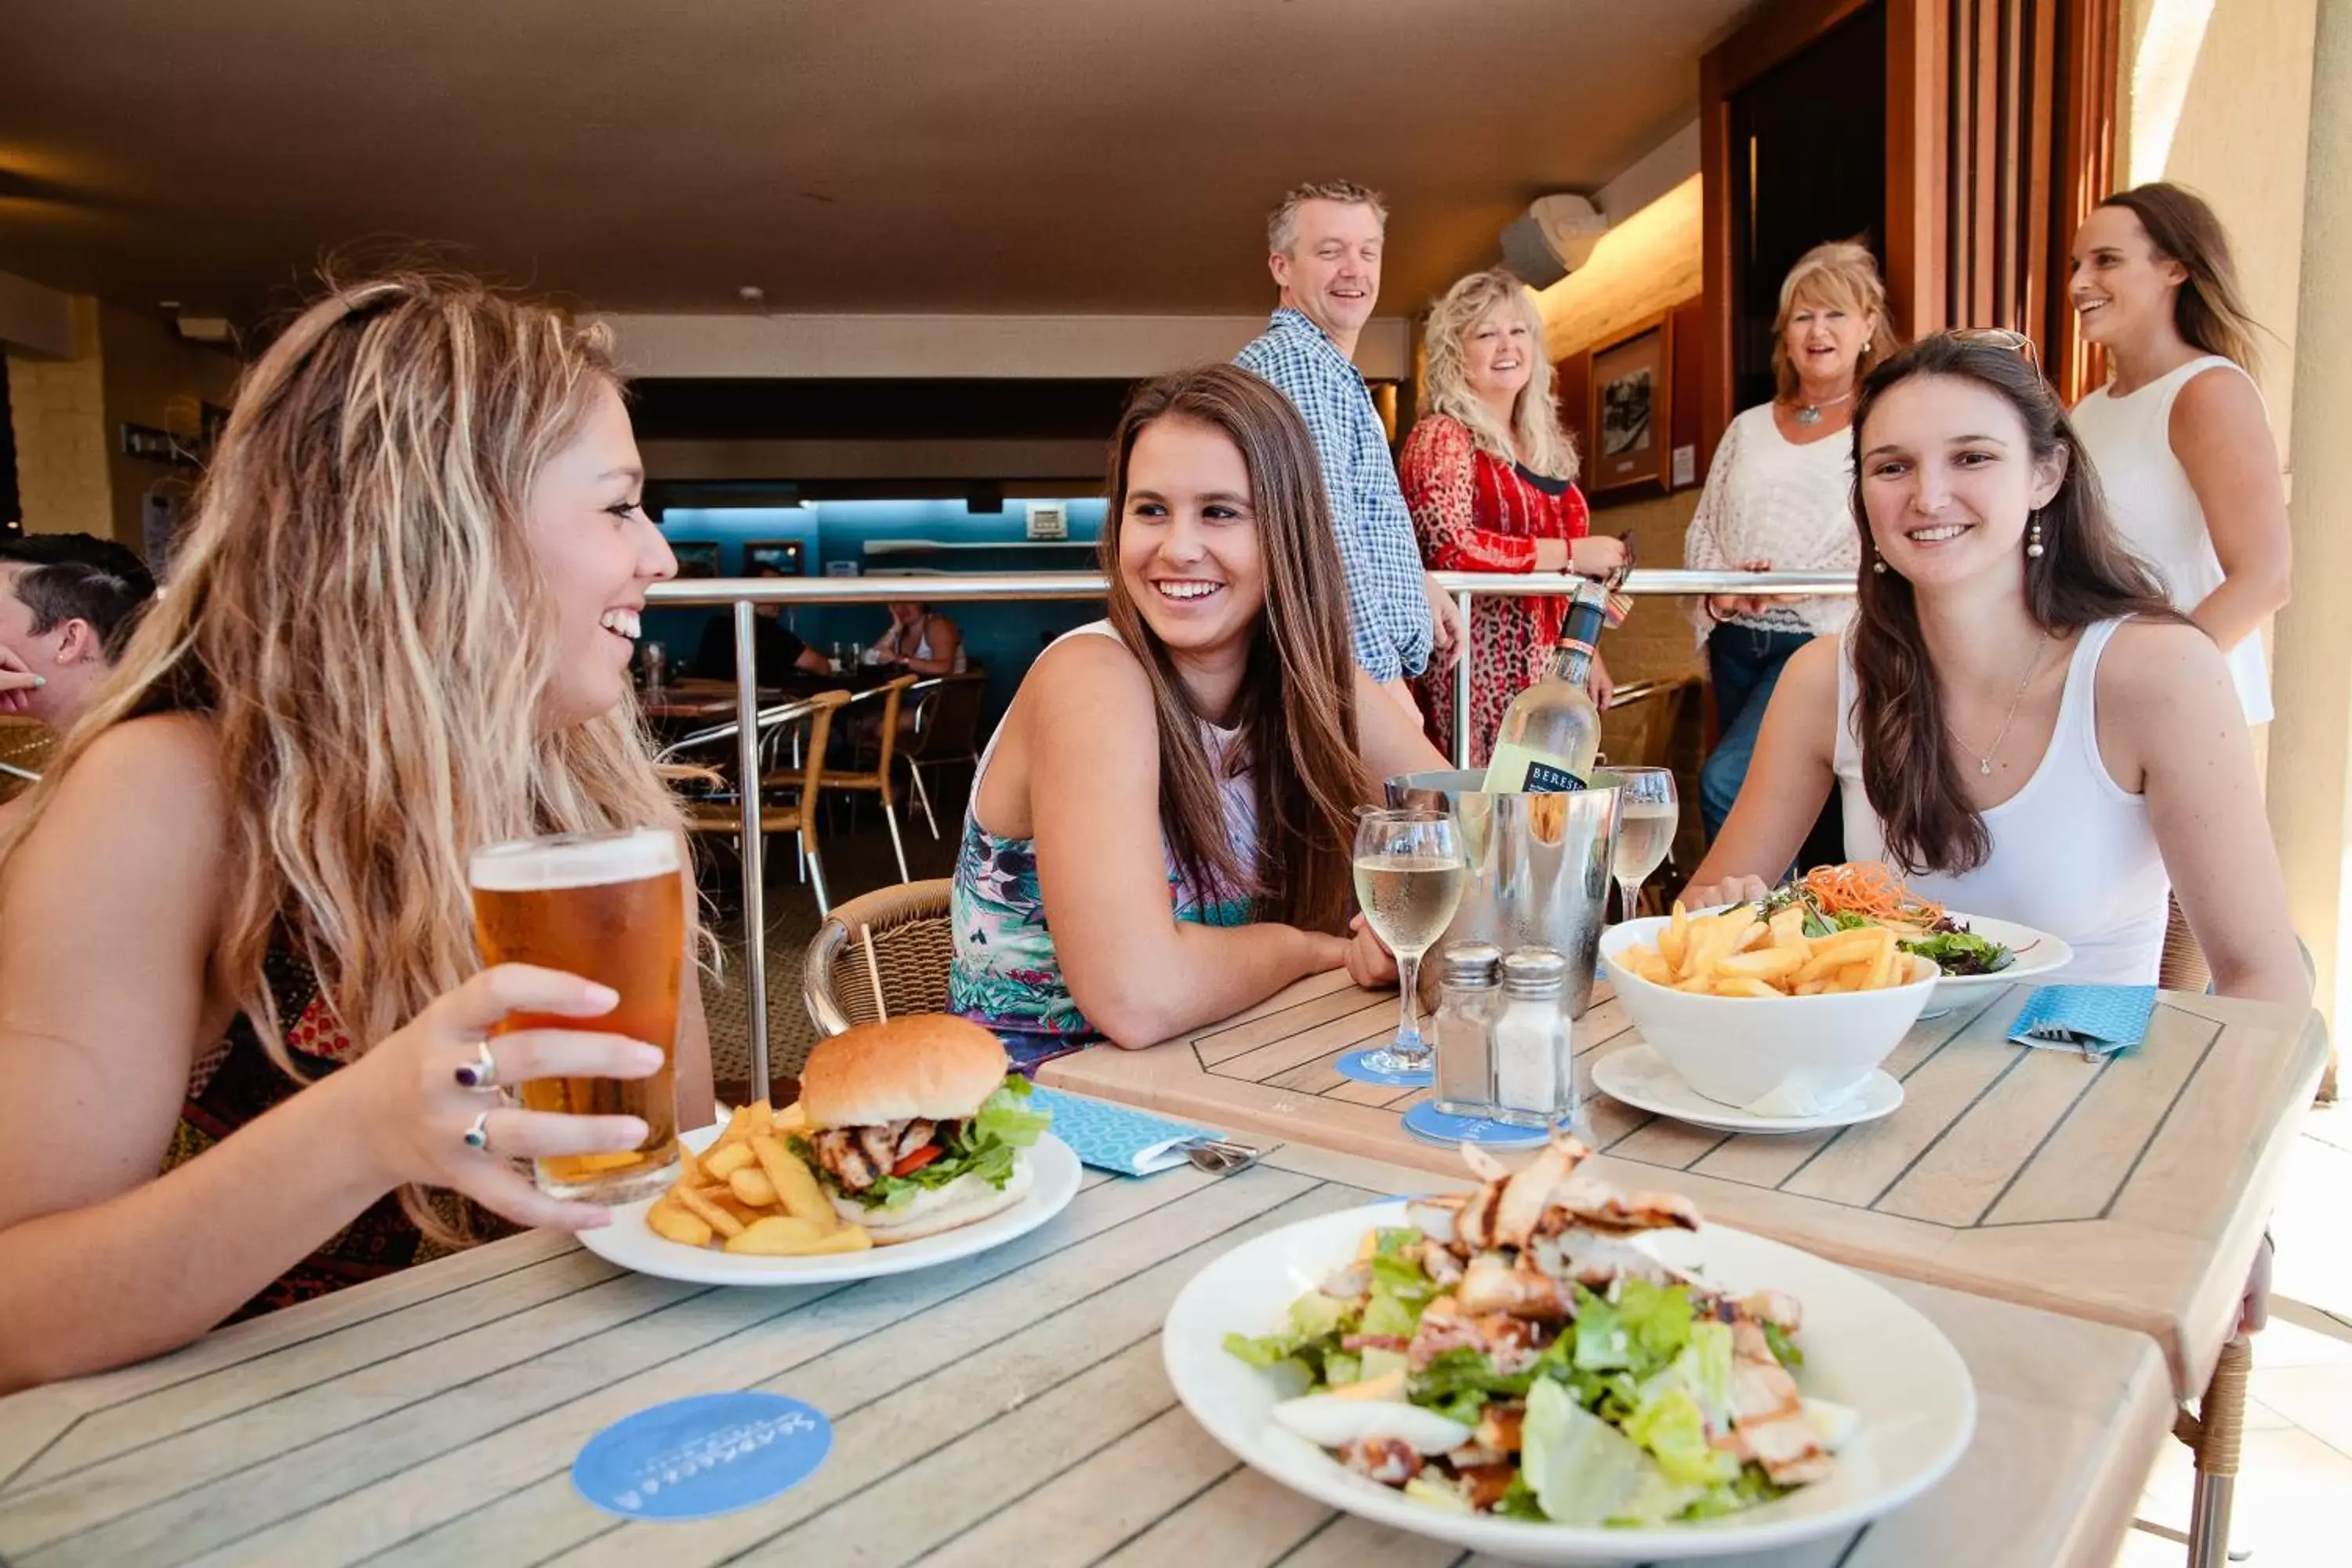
[462, 1108, 495, 1154]
[453, 1040, 499, 1091]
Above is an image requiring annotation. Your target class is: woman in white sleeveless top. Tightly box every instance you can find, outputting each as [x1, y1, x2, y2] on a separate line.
[1683, 335, 2303, 1005]
[2067, 184, 2288, 724]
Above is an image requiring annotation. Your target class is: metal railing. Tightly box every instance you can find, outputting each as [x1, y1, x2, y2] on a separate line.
[642, 568, 1856, 1098]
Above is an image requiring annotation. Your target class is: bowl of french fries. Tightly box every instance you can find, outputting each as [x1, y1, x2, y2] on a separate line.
[1599, 905, 1937, 1115]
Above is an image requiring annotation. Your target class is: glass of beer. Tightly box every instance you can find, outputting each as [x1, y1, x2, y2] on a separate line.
[469, 828, 684, 1204]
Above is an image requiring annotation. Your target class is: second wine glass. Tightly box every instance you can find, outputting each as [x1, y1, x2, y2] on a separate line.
[1352, 808, 1466, 1079]
[1610, 767, 1679, 922]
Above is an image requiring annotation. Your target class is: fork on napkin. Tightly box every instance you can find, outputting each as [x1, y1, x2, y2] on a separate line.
[1026, 1087, 1255, 1176]
[2007, 985, 2157, 1061]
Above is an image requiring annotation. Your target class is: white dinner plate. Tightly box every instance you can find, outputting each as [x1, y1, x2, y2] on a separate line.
[1163, 1201, 1975, 1566]
[578, 1124, 1082, 1286]
[1920, 914, 2073, 1007]
[1593, 1044, 1904, 1134]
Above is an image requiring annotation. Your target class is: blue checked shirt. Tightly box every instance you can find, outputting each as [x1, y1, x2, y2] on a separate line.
[1236, 308, 1436, 681]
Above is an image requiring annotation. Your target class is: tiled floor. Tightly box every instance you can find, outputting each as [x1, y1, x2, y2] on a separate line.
[2114, 1100, 2350, 1566]
[700, 833, 2348, 1566]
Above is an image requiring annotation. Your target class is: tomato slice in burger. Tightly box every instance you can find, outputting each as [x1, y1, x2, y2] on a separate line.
[891, 1143, 944, 1177]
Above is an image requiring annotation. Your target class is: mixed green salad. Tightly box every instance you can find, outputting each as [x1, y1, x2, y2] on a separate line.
[1755, 880, 2015, 978]
[1222, 1141, 1855, 1527]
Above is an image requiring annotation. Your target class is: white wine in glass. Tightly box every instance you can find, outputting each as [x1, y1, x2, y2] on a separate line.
[1352, 809, 1466, 1079]
[1610, 768, 1679, 923]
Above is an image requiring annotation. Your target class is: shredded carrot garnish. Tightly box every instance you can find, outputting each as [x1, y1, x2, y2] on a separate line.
[1798, 861, 1946, 928]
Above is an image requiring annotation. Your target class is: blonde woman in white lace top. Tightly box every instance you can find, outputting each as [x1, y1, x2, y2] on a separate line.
[1683, 241, 1895, 842]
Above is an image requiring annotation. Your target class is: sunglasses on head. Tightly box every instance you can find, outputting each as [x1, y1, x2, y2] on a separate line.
[1949, 327, 2044, 373]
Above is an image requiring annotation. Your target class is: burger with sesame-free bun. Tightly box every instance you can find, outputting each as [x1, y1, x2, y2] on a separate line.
[792, 1014, 1052, 1244]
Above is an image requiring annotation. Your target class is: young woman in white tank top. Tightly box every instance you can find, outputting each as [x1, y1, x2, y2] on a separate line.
[1682, 334, 2303, 1007]
[2065, 187, 2290, 726]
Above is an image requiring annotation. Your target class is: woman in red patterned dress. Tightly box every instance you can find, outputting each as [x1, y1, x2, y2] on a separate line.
[1402, 270, 1624, 763]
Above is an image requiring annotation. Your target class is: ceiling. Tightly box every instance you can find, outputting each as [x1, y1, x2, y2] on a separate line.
[0, 0, 1755, 325]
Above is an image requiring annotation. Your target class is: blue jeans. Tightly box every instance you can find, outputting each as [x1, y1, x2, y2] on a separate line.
[1700, 627, 1846, 873]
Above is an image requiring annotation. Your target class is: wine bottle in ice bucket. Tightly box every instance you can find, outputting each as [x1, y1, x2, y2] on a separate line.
[1482, 579, 1611, 793]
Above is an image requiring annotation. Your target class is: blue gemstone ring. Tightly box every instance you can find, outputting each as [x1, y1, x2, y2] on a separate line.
[462, 1109, 494, 1153]
[453, 1041, 499, 1091]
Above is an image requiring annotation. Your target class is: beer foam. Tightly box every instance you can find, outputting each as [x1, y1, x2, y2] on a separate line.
[470, 829, 681, 891]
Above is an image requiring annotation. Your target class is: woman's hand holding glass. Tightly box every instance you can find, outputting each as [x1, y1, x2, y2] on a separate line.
[345, 964, 665, 1232]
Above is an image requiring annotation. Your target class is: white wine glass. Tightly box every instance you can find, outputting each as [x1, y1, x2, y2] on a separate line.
[1610, 767, 1679, 923]
[1352, 808, 1466, 1078]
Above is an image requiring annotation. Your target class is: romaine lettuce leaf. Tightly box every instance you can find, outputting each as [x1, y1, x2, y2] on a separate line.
[1521, 1377, 1685, 1525]
[1624, 1385, 1739, 1487]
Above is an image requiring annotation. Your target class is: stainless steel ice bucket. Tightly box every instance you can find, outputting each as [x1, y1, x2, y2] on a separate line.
[1383, 768, 1621, 1020]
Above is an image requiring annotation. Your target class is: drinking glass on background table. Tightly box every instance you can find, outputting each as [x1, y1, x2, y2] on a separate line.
[1610, 767, 1679, 923]
[1352, 808, 1466, 1078]
[469, 829, 686, 1204]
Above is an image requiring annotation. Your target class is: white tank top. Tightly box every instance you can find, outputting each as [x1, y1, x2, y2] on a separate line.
[1833, 620, 2171, 984]
[2070, 358, 2271, 723]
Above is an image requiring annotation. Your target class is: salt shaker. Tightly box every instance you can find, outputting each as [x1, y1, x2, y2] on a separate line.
[1430, 941, 1504, 1118]
[1494, 948, 1575, 1131]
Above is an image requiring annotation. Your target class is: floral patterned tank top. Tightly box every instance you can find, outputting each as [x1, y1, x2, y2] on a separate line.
[949, 622, 1255, 1065]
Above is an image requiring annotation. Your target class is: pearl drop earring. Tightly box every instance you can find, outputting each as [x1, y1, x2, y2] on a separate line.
[2027, 512, 2045, 559]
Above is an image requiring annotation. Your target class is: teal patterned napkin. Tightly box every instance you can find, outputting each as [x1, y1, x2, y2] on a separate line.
[2008, 985, 2158, 1057]
[1026, 1087, 1220, 1176]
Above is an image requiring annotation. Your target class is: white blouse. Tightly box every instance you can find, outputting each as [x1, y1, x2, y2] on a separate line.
[1682, 403, 1860, 645]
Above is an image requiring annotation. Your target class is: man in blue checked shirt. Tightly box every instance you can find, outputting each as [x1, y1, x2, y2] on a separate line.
[1236, 180, 1461, 716]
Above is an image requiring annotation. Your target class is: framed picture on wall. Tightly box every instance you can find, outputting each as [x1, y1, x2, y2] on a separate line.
[670, 542, 722, 579]
[743, 539, 805, 576]
[1585, 314, 1675, 497]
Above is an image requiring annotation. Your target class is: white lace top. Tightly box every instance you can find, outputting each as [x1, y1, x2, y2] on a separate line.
[1682, 403, 1860, 646]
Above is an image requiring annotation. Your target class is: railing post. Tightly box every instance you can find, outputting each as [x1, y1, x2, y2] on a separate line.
[1453, 590, 1475, 769]
[732, 600, 770, 1104]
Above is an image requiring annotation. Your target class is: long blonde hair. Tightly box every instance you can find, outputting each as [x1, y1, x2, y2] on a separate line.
[2, 271, 680, 1072]
[1421, 269, 1578, 480]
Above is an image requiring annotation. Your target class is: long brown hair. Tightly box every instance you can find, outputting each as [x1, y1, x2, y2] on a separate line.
[2099, 183, 2259, 371]
[1100, 365, 1369, 933]
[1848, 335, 2179, 875]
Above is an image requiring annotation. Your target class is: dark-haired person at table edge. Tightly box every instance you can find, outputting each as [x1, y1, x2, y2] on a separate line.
[689, 561, 830, 682]
[1682, 333, 2305, 1011]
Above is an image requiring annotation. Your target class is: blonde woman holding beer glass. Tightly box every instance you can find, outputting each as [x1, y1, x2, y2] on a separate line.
[0, 273, 711, 1392]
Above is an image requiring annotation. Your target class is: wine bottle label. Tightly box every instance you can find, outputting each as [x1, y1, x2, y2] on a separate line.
[1522, 760, 1587, 793]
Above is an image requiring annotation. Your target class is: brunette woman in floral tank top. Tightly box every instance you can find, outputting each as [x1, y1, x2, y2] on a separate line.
[947, 366, 1449, 1054]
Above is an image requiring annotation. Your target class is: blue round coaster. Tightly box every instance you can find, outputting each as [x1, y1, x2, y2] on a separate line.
[573, 1392, 832, 1521]
[1401, 1101, 1553, 1149]
[1334, 1049, 1434, 1087]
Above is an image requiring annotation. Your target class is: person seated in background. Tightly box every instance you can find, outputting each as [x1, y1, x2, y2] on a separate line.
[0, 532, 157, 731]
[949, 365, 1449, 1062]
[688, 561, 830, 683]
[0, 273, 715, 1391]
[1682, 334, 2304, 1007]
[868, 600, 966, 675]
[0, 533, 158, 832]
[1399, 267, 1620, 761]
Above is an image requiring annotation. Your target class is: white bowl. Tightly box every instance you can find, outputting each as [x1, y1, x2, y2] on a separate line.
[1599, 916, 1936, 1114]
[1163, 1200, 1976, 1565]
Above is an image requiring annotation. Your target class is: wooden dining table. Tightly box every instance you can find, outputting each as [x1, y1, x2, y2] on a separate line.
[1037, 975, 2328, 1403]
[0, 1139, 2171, 1568]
